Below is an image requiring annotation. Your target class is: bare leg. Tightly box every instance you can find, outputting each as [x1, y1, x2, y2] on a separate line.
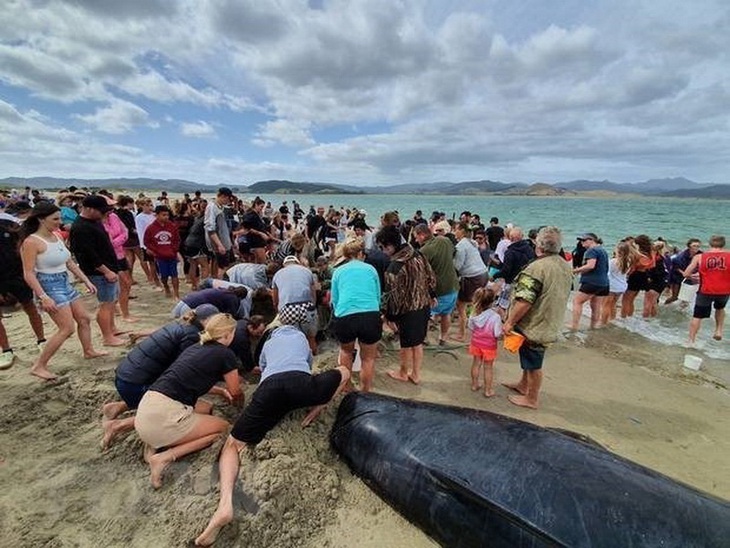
[117, 270, 136, 321]
[621, 290, 638, 318]
[195, 436, 246, 546]
[388, 347, 412, 382]
[358, 342, 378, 392]
[101, 416, 136, 450]
[102, 400, 128, 420]
[171, 276, 180, 301]
[97, 302, 126, 346]
[148, 433, 222, 489]
[508, 370, 542, 409]
[338, 341, 355, 390]
[452, 301, 467, 341]
[30, 306, 75, 381]
[483, 360, 495, 397]
[409, 344, 424, 384]
[302, 367, 351, 427]
[589, 295, 605, 328]
[161, 276, 172, 298]
[571, 291, 590, 330]
[502, 371, 528, 394]
[438, 313, 450, 343]
[713, 308, 725, 340]
[20, 301, 45, 342]
[688, 317, 702, 344]
[470, 356, 481, 391]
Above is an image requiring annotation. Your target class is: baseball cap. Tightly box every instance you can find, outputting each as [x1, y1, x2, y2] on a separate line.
[194, 304, 220, 322]
[283, 255, 300, 265]
[218, 187, 233, 197]
[81, 195, 113, 213]
[577, 232, 598, 241]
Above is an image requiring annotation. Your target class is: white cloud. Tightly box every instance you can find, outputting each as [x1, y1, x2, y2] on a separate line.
[253, 119, 314, 147]
[180, 120, 216, 138]
[75, 99, 157, 134]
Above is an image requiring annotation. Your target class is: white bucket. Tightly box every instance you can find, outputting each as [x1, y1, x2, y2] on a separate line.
[683, 355, 702, 371]
[678, 282, 698, 303]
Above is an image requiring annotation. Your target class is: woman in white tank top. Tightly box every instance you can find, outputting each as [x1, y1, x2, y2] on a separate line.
[20, 202, 107, 381]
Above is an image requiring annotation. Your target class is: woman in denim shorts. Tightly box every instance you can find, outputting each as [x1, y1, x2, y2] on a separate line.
[20, 203, 106, 381]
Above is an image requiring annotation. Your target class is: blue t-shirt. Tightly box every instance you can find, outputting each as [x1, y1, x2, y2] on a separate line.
[272, 264, 315, 309]
[259, 325, 312, 383]
[331, 260, 381, 317]
[580, 246, 609, 287]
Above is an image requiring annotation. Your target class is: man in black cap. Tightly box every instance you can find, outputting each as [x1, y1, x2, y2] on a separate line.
[204, 187, 234, 278]
[70, 195, 125, 346]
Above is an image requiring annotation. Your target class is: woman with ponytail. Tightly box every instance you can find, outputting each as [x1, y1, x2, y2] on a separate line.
[20, 202, 105, 381]
[134, 313, 242, 489]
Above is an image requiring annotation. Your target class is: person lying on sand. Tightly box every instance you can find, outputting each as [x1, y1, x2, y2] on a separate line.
[195, 322, 349, 546]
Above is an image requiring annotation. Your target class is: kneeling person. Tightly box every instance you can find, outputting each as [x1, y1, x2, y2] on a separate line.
[195, 323, 349, 547]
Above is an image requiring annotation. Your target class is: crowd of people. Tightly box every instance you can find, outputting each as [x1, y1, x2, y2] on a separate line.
[0, 184, 727, 545]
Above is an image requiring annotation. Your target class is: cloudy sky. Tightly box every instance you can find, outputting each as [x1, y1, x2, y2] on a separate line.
[1, 0, 728, 186]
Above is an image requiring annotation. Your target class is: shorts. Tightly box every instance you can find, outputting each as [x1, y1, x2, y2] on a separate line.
[469, 344, 497, 361]
[36, 272, 80, 308]
[459, 273, 488, 302]
[431, 291, 457, 316]
[578, 283, 610, 296]
[185, 247, 208, 260]
[278, 301, 318, 336]
[89, 275, 120, 303]
[518, 342, 546, 371]
[156, 258, 179, 279]
[332, 311, 382, 345]
[231, 370, 342, 445]
[393, 307, 430, 348]
[693, 293, 729, 319]
[116, 258, 129, 272]
[142, 249, 156, 262]
[626, 271, 649, 292]
[0, 277, 34, 304]
[115, 376, 150, 409]
[134, 391, 198, 450]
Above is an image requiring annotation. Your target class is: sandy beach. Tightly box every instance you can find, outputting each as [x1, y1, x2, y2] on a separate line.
[0, 281, 728, 547]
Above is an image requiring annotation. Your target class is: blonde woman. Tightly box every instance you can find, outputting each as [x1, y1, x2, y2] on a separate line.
[134, 313, 241, 489]
[330, 237, 382, 391]
[601, 241, 640, 325]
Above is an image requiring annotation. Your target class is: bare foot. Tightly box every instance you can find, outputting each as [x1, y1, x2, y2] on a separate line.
[103, 337, 127, 347]
[102, 401, 127, 420]
[508, 394, 538, 409]
[501, 382, 527, 395]
[101, 419, 117, 451]
[407, 374, 420, 385]
[30, 368, 59, 382]
[148, 453, 171, 489]
[386, 370, 409, 382]
[195, 505, 234, 546]
[471, 384, 481, 392]
[713, 334, 723, 341]
[483, 390, 495, 398]
[84, 349, 109, 359]
[449, 334, 465, 342]
[122, 316, 139, 323]
[301, 405, 326, 427]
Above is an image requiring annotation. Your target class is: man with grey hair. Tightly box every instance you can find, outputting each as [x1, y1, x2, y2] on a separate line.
[502, 226, 572, 409]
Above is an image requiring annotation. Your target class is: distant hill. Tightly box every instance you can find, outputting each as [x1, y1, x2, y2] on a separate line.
[248, 180, 364, 194]
[1, 176, 727, 198]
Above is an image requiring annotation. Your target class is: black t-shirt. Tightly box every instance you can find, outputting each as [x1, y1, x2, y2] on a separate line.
[150, 342, 238, 406]
[486, 225, 504, 251]
[306, 215, 326, 240]
[229, 320, 253, 372]
[241, 210, 266, 248]
[69, 216, 119, 276]
[115, 208, 139, 247]
[0, 218, 22, 279]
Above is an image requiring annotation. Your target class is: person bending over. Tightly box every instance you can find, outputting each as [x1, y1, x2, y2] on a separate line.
[194, 322, 349, 546]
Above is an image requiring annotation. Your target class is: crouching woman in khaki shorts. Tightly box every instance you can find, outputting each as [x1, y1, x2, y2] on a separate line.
[134, 313, 241, 488]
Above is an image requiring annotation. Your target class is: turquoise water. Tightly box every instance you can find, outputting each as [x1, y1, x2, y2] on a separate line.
[257, 194, 727, 249]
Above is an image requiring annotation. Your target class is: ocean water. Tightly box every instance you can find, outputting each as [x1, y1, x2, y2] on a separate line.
[255, 193, 728, 363]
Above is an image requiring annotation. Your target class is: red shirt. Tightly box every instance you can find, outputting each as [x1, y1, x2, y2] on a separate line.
[699, 250, 730, 295]
[143, 220, 180, 260]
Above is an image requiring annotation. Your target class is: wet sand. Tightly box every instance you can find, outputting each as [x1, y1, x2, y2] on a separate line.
[0, 282, 727, 547]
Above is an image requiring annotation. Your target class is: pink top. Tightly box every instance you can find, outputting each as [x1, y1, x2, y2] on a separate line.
[468, 309, 503, 350]
[103, 212, 128, 260]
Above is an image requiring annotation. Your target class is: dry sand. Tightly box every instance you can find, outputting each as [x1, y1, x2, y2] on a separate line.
[0, 281, 728, 547]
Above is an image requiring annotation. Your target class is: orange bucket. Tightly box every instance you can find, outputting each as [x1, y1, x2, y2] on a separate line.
[503, 331, 525, 353]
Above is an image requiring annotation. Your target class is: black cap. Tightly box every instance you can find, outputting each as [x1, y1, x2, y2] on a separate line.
[5, 201, 32, 214]
[81, 195, 113, 213]
[218, 187, 233, 197]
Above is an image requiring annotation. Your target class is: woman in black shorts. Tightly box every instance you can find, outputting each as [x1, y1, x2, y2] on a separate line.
[376, 225, 437, 385]
[622, 235, 655, 318]
[330, 238, 382, 391]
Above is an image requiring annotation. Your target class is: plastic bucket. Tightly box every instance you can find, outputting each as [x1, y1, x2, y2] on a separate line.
[683, 355, 702, 371]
